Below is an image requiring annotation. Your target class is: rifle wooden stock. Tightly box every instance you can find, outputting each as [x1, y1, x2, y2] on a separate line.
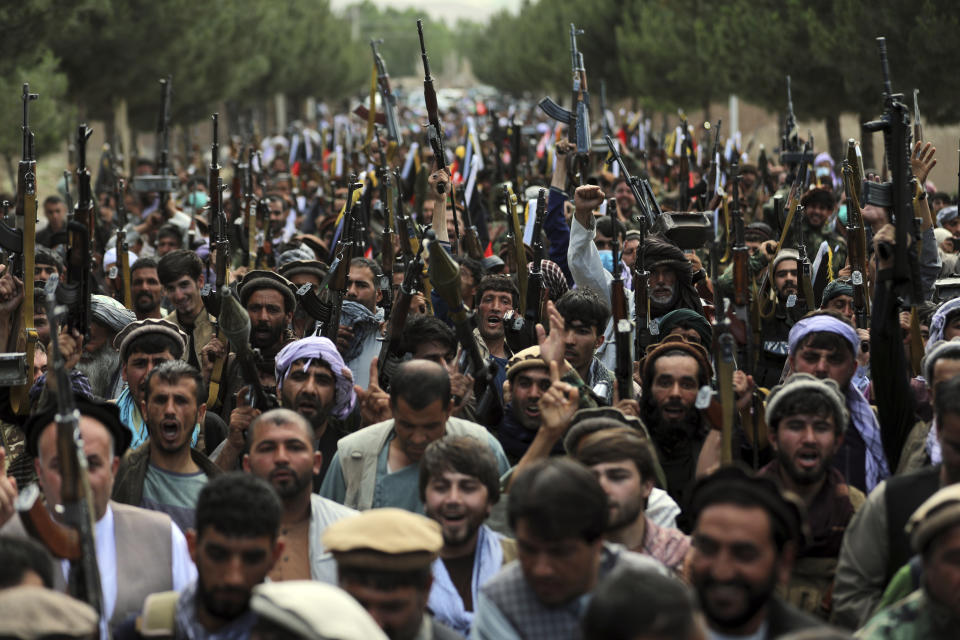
[842, 160, 871, 328]
[18, 485, 81, 560]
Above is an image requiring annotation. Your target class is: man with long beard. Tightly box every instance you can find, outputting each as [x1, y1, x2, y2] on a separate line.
[419, 436, 514, 637]
[688, 467, 828, 638]
[213, 336, 356, 484]
[242, 408, 356, 583]
[77, 295, 137, 400]
[639, 335, 715, 525]
[757, 374, 864, 619]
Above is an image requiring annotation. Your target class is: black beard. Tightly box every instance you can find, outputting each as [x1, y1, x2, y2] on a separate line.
[196, 574, 250, 621]
[251, 322, 284, 350]
[133, 292, 159, 313]
[644, 401, 701, 458]
[695, 565, 779, 632]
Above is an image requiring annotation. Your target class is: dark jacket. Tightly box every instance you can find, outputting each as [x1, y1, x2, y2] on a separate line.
[112, 441, 222, 507]
[765, 596, 832, 638]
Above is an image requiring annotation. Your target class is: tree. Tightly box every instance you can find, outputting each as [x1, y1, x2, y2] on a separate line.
[0, 49, 74, 192]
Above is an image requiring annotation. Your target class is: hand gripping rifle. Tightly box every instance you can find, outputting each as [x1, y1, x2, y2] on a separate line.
[377, 245, 423, 389]
[201, 114, 231, 411]
[0, 84, 39, 410]
[504, 189, 546, 352]
[608, 197, 634, 401]
[863, 37, 924, 372]
[427, 233, 501, 423]
[15, 275, 104, 617]
[539, 23, 591, 184]
[217, 284, 278, 411]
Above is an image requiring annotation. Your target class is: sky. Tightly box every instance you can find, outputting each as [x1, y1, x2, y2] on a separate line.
[331, 0, 520, 25]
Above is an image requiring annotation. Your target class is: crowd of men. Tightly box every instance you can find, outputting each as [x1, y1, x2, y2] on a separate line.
[1, 34, 960, 640]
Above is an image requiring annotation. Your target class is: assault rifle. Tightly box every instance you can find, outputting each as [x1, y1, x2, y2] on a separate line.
[201, 114, 230, 411]
[372, 39, 402, 147]
[427, 233, 501, 424]
[217, 284, 279, 411]
[794, 203, 815, 314]
[0, 82, 39, 415]
[604, 135, 652, 356]
[864, 36, 923, 372]
[842, 152, 871, 329]
[0, 84, 39, 409]
[322, 179, 363, 340]
[16, 275, 104, 616]
[132, 77, 178, 202]
[114, 178, 132, 308]
[539, 23, 591, 184]
[608, 197, 634, 401]
[504, 188, 546, 352]
[377, 246, 423, 389]
[59, 125, 95, 341]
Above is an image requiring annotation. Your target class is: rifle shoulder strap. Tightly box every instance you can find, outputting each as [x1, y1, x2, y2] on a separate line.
[137, 590, 179, 638]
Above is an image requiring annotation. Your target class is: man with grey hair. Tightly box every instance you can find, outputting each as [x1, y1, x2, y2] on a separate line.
[80, 294, 137, 399]
[242, 408, 356, 583]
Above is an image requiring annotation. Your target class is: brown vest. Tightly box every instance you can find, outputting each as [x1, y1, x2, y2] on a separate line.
[0, 501, 174, 630]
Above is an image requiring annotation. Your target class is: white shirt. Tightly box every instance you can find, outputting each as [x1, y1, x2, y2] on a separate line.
[60, 504, 196, 638]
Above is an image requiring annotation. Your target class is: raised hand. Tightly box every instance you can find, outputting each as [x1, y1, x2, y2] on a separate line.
[912, 141, 936, 185]
[535, 300, 568, 372]
[355, 357, 391, 426]
[538, 361, 580, 438]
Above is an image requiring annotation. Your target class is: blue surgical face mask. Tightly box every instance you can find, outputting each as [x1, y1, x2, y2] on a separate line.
[186, 191, 208, 210]
[598, 249, 614, 273]
[815, 166, 831, 178]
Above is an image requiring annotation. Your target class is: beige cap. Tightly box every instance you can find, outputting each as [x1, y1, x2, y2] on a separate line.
[251, 580, 388, 640]
[907, 484, 960, 553]
[322, 508, 442, 571]
[0, 587, 98, 639]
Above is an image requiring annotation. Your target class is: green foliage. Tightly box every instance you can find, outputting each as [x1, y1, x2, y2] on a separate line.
[0, 49, 74, 183]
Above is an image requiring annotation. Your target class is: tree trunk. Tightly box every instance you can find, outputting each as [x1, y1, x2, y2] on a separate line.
[859, 112, 878, 172]
[825, 113, 843, 164]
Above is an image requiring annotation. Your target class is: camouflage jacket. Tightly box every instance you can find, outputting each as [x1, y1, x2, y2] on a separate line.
[855, 589, 957, 640]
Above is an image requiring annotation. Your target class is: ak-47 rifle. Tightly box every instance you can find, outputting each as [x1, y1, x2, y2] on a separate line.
[489, 110, 506, 184]
[913, 89, 923, 148]
[379, 166, 397, 283]
[393, 169, 417, 264]
[243, 147, 258, 268]
[504, 188, 546, 352]
[377, 246, 423, 389]
[705, 119, 723, 209]
[0, 84, 39, 410]
[427, 233, 501, 423]
[794, 203, 815, 314]
[132, 77, 178, 206]
[539, 23, 591, 185]
[295, 256, 341, 337]
[372, 39, 402, 148]
[501, 185, 528, 311]
[322, 180, 362, 340]
[842, 148, 871, 329]
[15, 276, 104, 616]
[253, 151, 274, 269]
[864, 36, 924, 374]
[677, 113, 692, 210]
[604, 135, 653, 356]
[417, 19, 462, 252]
[201, 114, 230, 411]
[59, 125, 95, 343]
[608, 197, 634, 401]
[730, 162, 751, 352]
[114, 178, 132, 309]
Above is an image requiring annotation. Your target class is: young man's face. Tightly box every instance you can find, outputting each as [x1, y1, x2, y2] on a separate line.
[822, 295, 855, 324]
[690, 504, 788, 634]
[346, 265, 381, 313]
[164, 274, 204, 319]
[804, 202, 832, 228]
[188, 527, 282, 623]
[424, 469, 491, 549]
[789, 341, 856, 389]
[411, 341, 456, 373]
[43, 200, 66, 231]
[649, 354, 701, 426]
[589, 460, 651, 531]
[143, 376, 205, 455]
[476, 289, 514, 341]
[246, 289, 291, 350]
[244, 420, 320, 500]
[156, 234, 181, 257]
[510, 367, 551, 430]
[34, 262, 58, 282]
[561, 319, 603, 373]
[621, 238, 640, 268]
[514, 518, 603, 607]
[122, 349, 176, 404]
[392, 397, 449, 463]
[614, 181, 635, 213]
[773, 260, 798, 300]
[132, 267, 164, 315]
[769, 412, 841, 486]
